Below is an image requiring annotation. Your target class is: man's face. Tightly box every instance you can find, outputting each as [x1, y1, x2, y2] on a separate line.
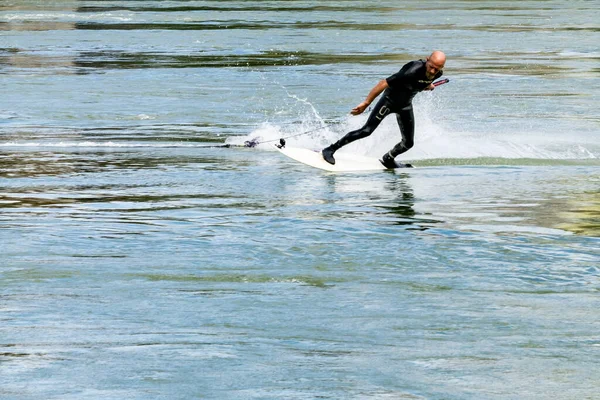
[425, 58, 444, 80]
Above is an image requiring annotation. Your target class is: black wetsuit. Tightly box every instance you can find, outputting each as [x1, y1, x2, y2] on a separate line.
[330, 60, 443, 158]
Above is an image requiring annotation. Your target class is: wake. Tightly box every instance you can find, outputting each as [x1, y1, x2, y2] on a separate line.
[228, 94, 599, 161]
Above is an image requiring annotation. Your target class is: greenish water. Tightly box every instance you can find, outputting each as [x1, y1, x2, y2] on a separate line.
[1, 1, 599, 399]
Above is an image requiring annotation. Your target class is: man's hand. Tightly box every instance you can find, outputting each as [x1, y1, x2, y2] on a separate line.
[424, 83, 435, 91]
[350, 79, 388, 115]
[351, 101, 369, 115]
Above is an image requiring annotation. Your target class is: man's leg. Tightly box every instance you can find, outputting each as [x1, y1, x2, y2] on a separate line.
[381, 107, 415, 168]
[323, 96, 392, 164]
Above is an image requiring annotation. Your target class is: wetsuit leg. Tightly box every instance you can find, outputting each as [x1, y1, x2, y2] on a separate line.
[330, 96, 394, 150]
[388, 107, 415, 157]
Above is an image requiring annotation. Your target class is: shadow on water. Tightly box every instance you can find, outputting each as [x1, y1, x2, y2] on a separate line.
[380, 180, 416, 223]
[70, 50, 417, 70]
[3, 47, 594, 76]
[74, 5, 399, 13]
[324, 172, 441, 230]
[70, 20, 600, 33]
[0, 150, 235, 178]
[0, 190, 250, 211]
[376, 174, 441, 230]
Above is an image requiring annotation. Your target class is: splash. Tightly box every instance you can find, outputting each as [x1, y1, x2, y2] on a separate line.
[226, 78, 356, 151]
[231, 87, 599, 161]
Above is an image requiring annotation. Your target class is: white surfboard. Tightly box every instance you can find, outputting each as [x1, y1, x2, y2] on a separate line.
[274, 145, 412, 172]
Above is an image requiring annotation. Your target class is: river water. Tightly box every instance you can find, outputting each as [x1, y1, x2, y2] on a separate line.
[1, 1, 599, 399]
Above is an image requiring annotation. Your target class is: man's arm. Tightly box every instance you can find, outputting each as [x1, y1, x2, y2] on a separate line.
[351, 79, 389, 115]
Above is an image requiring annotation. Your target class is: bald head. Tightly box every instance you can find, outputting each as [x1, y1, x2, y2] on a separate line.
[425, 51, 446, 79]
[430, 51, 446, 64]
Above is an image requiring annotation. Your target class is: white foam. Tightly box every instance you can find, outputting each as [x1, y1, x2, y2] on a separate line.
[230, 93, 599, 160]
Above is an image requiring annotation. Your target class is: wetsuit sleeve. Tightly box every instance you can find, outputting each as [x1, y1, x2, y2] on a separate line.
[386, 61, 421, 88]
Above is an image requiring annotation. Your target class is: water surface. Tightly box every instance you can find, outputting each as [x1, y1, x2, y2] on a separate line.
[1, 1, 599, 399]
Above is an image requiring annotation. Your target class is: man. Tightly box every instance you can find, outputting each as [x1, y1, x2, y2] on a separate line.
[322, 51, 446, 168]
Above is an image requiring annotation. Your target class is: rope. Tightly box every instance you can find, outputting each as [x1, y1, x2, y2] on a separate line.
[254, 124, 331, 145]
[203, 119, 345, 148]
[244, 119, 347, 148]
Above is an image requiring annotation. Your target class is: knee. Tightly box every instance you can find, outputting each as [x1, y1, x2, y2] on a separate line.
[353, 125, 374, 139]
[362, 125, 375, 136]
